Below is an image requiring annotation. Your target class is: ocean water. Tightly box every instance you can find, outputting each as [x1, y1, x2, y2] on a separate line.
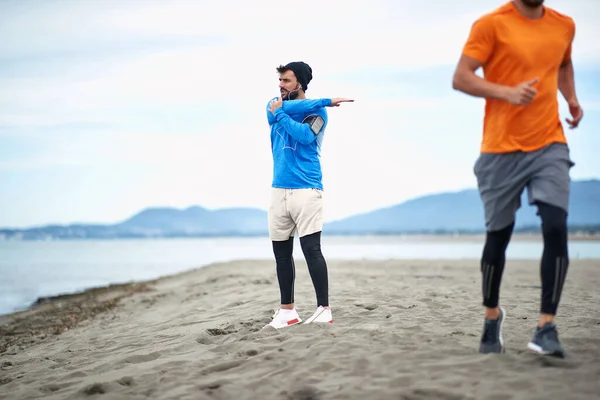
[1, 235, 599, 316]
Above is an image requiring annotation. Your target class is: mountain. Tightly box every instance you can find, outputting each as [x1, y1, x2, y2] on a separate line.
[0, 207, 269, 240]
[0, 179, 598, 240]
[115, 206, 267, 236]
[324, 179, 600, 234]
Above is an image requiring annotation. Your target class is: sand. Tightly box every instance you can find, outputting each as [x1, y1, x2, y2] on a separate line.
[1, 258, 599, 400]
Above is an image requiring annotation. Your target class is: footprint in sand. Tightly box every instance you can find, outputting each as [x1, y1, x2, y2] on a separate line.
[413, 274, 450, 280]
[38, 383, 62, 394]
[354, 303, 378, 311]
[197, 378, 231, 391]
[252, 279, 271, 285]
[117, 376, 135, 387]
[403, 388, 465, 400]
[59, 371, 88, 381]
[121, 351, 161, 364]
[284, 385, 323, 400]
[79, 376, 135, 396]
[199, 359, 245, 375]
[206, 326, 238, 336]
[81, 382, 109, 395]
[196, 335, 214, 345]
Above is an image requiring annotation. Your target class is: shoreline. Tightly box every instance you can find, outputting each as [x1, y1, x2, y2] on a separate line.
[326, 232, 600, 242]
[0, 281, 156, 354]
[2, 232, 598, 319]
[2, 231, 599, 318]
[1, 232, 599, 242]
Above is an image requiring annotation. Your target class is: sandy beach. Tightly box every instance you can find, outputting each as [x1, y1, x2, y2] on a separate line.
[1, 258, 599, 400]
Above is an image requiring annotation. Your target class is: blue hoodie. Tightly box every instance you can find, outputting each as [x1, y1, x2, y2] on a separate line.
[267, 98, 332, 190]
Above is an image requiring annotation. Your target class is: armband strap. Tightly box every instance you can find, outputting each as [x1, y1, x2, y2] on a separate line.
[302, 115, 325, 135]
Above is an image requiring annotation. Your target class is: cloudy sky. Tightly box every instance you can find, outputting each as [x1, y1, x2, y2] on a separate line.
[1, 0, 599, 228]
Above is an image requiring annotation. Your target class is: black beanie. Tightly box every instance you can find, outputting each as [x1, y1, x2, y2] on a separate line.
[284, 61, 312, 91]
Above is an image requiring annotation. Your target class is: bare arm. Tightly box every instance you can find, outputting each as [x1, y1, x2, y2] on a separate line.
[452, 55, 538, 106]
[558, 59, 577, 104]
[451, 55, 509, 101]
[558, 58, 583, 128]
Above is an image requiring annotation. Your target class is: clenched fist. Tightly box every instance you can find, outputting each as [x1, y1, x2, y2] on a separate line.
[504, 78, 539, 106]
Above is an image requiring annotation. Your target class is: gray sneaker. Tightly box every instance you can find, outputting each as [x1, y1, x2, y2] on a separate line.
[479, 307, 505, 354]
[527, 323, 566, 358]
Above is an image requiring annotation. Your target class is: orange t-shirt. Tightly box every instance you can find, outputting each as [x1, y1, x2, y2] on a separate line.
[462, 2, 575, 153]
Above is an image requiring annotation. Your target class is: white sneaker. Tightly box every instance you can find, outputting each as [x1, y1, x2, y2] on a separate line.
[265, 308, 302, 329]
[303, 306, 333, 324]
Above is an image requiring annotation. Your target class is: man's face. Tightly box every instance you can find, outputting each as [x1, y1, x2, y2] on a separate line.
[279, 70, 301, 100]
[521, 0, 544, 8]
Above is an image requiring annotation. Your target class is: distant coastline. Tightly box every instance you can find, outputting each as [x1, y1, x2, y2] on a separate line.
[1, 230, 599, 241]
[2, 179, 598, 241]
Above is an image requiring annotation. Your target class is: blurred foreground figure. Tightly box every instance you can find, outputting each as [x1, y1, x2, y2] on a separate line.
[452, 0, 583, 357]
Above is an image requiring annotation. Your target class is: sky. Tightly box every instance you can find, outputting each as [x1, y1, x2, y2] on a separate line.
[1, 0, 599, 228]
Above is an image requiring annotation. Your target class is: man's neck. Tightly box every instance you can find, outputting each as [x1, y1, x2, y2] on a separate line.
[513, 0, 544, 19]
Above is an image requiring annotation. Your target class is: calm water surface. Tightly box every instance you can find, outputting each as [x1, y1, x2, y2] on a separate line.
[1, 236, 599, 315]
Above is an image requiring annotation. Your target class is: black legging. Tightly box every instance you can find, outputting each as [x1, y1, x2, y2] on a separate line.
[272, 231, 329, 307]
[481, 201, 569, 315]
[273, 236, 296, 304]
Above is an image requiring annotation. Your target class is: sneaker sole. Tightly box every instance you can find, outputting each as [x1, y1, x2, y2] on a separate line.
[265, 318, 302, 330]
[527, 342, 549, 354]
[303, 308, 332, 325]
[526, 342, 565, 358]
[498, 307, 505, 349]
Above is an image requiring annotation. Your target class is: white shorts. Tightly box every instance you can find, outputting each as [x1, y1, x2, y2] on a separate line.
[268, 188, 324, 241]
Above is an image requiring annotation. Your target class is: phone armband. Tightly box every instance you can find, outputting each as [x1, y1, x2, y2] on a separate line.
[302, 115, 325, 135]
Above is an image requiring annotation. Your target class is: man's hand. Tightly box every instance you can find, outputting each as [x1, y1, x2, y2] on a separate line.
[329, 98, 354, 107]
[268, 97, 283, 114]
[566, 100, 583, 129]
[504, 78, 539, 106]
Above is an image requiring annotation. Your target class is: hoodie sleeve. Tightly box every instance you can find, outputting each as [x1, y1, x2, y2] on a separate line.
[267, 98, 331, 126]
[272, 108, 327, 145]
[282, 98, 332, 115]
[266, 98, 278, 126]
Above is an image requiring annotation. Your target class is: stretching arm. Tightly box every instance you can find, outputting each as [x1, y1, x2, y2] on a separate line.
[266, 98, 277, 126]
[282, 98, 332, 115]
[273, 108, 325, 145]
[267, 98, 331, 126]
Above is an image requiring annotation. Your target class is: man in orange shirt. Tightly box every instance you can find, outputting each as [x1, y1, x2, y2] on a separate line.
[452, 0, 583, 358]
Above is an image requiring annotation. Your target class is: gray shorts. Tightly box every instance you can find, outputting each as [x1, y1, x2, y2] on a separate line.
[474, 143, 575, 232]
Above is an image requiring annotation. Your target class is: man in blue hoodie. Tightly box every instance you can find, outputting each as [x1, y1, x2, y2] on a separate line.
[265, 61, 353, 329]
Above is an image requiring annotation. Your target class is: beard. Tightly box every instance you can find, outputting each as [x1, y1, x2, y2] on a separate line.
[280, 88, 300, 101]
[521, 0, 544, 8]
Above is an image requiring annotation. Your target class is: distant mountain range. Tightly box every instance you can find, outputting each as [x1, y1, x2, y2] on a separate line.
[1, 179, 598, 240]
[325, 179, 600, 234]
